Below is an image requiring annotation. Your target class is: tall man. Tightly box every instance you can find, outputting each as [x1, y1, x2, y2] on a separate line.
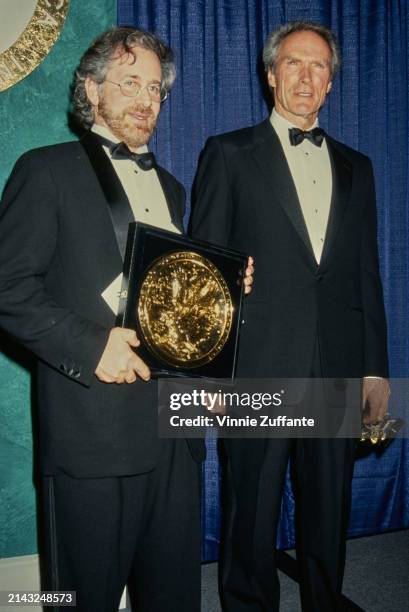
[0, 27, 204, 612]
[192, 21, 390, 612]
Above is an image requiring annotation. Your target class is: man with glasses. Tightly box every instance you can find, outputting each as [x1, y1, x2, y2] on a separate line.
[0, 27, 207, 612]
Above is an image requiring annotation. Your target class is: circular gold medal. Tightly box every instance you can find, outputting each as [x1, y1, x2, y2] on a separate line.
[138, 251, 233, 368]
[0, 0, 70, 92]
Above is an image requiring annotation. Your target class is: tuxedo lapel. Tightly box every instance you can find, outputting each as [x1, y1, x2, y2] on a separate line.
[250, 122, 316, 264]
[320, 139, 353, 267]
[80, 131, 134, 261]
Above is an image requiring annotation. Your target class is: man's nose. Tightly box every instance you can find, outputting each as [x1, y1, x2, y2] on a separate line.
[299, 64, 312, 82]
[136, 86, 152, 106]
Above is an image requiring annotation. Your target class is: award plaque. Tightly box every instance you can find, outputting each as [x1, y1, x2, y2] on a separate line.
[117, 223, 247, 378]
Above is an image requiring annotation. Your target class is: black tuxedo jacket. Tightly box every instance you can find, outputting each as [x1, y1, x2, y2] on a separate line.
[0, 131, 205, 477]
[191, 119, 388, 379]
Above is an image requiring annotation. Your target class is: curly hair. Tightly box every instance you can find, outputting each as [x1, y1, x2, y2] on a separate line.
[72, 27, 175, 128]
[263, 21, 341, 78]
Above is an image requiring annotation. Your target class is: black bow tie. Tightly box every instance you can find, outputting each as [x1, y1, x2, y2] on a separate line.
[90, 132, 156, 171]
[288, 127, 325, 147]
[110, 141, 156, 171]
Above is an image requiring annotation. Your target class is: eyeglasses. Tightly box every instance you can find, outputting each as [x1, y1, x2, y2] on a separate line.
[104, 78, 168, 102]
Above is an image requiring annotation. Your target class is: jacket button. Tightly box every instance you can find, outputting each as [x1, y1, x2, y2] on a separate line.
[316, 274, 324, 282]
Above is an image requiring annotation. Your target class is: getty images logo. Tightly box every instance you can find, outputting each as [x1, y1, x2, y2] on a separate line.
[169, 389, 283, 411]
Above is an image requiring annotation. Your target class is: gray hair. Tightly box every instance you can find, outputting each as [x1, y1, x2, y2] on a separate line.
[72, 27, 176, 128]
[263, 21, 341, 78]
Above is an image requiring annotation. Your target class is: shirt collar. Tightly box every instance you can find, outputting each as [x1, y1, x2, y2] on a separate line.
[91, 124, 149, 154]
[270, 109, 319, 143]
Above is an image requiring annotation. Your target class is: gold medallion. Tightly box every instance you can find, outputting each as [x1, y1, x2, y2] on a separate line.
[0, 0, 70, 92]
[138, 251, 233, 368]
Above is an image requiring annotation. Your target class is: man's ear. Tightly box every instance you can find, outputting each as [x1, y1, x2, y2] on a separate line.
[326, 81, 332, 94]
[267, 68, 276, 89]
[85, 77, 100, 107]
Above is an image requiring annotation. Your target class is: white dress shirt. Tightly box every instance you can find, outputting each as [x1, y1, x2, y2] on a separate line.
[271, 112, 381, 382]
[91, 124, 181, 313]
[92, 124, 180, 234]
[270, 109, 332, 263]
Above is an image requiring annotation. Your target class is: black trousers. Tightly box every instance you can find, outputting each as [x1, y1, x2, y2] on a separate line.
[220, 337, 357, 612]
[220, 437, 356, 612]
[42, 439, 201, 612]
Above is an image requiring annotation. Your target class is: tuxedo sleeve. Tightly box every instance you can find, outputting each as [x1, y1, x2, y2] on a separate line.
[361, 158, 389, 377]
[190, 136, 233, 246]
[0, 151, 110, 387]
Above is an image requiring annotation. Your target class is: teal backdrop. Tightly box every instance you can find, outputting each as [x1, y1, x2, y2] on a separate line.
[0, 0, 116, 559]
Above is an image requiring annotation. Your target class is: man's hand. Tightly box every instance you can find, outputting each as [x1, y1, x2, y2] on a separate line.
[95, 327, 150, 384]
[243, 256, 254, 295]
[362, 377, 391, 424]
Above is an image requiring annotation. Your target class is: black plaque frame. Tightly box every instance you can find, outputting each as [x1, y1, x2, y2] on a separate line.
[117, 222, 247, 379]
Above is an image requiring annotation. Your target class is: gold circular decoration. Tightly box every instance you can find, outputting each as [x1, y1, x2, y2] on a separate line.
[138, 251, 234, 368]
[0, 0, 70, 92]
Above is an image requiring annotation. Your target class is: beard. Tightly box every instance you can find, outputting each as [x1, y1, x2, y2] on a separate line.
[97, 97, 157, 149]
